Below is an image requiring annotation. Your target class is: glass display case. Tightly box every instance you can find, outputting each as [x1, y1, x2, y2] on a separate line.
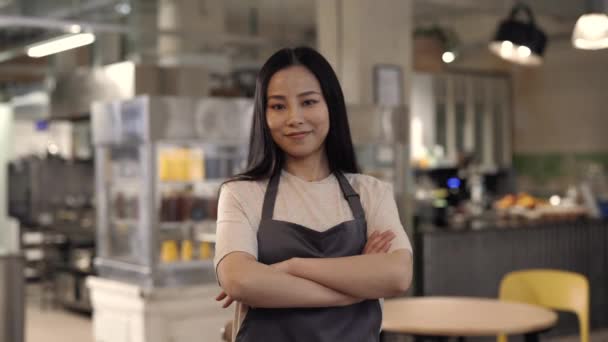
[92, 96, 252, 287]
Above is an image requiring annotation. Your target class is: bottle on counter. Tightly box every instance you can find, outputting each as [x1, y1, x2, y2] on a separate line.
[179, 187, 195, 221]
[190, 196, 207, 222]
[160, 191, 181, 222]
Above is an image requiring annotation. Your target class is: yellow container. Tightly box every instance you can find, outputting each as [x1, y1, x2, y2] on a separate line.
[181, 240, 194, 261]
[158, 151, 171, 181]
[200, 242, 213, 259]
[178, 148, 190, 181]
[189, 149, 205, 181]
[160, 240, 179, 263]
[159, 148, 183, 182]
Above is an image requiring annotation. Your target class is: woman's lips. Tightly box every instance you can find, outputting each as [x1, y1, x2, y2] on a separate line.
[285, 131, 310, 139]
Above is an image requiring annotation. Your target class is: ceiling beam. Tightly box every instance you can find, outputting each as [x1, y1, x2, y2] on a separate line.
[46, 0, 119, 19]
[0, 14, 129, 33]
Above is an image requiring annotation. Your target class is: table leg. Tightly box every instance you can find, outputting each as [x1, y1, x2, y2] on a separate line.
[524, 332, 540, 342]
[379, 332, 409, 342]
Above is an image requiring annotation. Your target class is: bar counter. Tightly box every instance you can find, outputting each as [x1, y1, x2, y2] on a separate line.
[413, 219, 608, 337]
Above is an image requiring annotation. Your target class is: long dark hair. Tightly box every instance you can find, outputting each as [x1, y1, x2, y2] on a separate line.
[230, 46, 359, 183]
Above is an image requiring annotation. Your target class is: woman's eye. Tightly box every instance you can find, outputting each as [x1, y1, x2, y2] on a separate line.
[302, 99, 318, 106]
[269, 103, 285, 110]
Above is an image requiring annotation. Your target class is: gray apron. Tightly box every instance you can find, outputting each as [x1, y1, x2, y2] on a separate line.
[235, 171, 382, 342]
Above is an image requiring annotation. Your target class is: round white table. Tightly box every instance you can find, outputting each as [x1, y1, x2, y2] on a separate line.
[382, 297, 558, 342]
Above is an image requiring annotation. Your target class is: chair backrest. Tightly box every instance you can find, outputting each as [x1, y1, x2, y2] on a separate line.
[497, 269, 589, 342]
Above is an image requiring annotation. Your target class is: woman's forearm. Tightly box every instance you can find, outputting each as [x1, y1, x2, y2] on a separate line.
[287, 250, 413, 299]
[218, 252, 361, 308]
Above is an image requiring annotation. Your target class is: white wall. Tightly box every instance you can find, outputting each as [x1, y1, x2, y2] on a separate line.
[471, 40, 608, 154]
[511, 40, 608, 153]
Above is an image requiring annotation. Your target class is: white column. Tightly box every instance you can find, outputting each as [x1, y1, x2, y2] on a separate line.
[94, 33, 122, 66]
[317, 0, 413, 106]
[157, 0, 225, 59]
[128, 1, 159, 62]
[316, 0, 415, 244]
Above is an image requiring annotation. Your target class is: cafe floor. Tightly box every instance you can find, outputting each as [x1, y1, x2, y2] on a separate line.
[24, 285, 608, 342]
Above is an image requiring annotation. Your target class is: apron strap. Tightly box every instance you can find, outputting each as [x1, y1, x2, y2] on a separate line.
[334, 171, 366, 222]
[262, 169, 367, 222]
[261, 170, 281, 220]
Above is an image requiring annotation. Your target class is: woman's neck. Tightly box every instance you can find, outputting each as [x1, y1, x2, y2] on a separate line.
[284, 151, 330, 182]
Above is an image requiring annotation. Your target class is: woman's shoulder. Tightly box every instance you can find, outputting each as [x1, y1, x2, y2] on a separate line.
[220, 177, 268, 196]
[218, 178, 267, 217]
[343, 173, 396, 221]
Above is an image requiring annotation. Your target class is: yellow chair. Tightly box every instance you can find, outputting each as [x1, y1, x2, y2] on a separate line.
[497, 269, 589, 342]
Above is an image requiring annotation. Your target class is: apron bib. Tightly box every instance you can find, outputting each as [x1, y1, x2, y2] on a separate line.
[235, 171, 382, 342]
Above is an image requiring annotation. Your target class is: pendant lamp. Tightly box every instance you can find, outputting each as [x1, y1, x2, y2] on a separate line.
[489, 3, 547, 66]
[572, 0, 608, 50]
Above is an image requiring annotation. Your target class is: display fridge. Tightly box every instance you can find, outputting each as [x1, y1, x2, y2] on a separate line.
[92, 95, 253, 288]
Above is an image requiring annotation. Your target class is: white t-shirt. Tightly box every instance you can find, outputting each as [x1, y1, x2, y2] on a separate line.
[214, 170, 413, 339]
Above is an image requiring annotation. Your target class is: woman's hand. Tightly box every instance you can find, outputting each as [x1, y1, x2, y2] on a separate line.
[363, 230, 396, 254]
[270, 259, 292, 273]
[216, 291, 235, 309]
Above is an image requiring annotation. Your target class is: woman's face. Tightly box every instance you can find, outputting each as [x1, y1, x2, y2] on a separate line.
[266, 65, 330, 160]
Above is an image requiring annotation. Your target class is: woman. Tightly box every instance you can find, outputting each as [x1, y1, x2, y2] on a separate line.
[214, 46, 413, 342]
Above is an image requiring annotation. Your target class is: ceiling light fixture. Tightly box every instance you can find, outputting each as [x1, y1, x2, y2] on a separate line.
[489, 3, 547, 66]
[441, 51, 456, 63]
[115, 2, 132, 16]
[68, 24, 82, 33]
[572, 0, 608, 50]
[27, 33, 96, 58]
